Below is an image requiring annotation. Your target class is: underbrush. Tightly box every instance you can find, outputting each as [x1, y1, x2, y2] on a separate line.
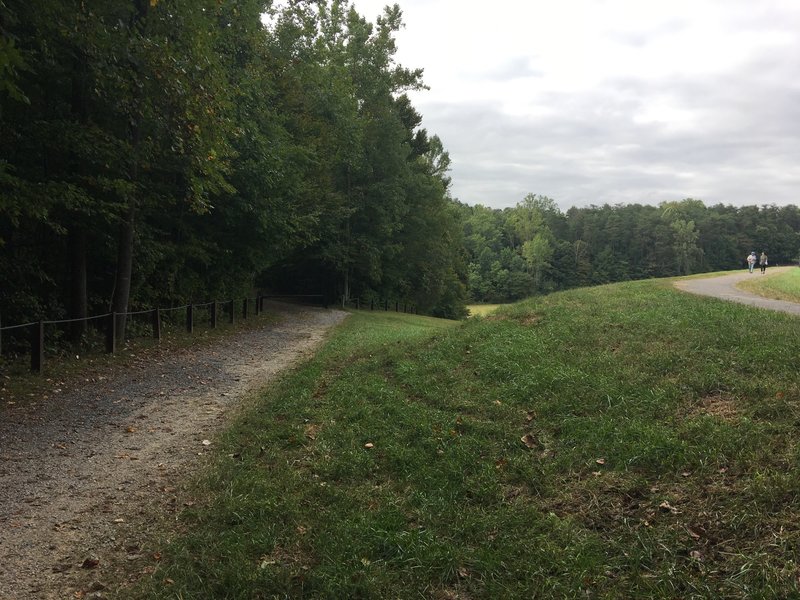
[136, 281, 800, 598]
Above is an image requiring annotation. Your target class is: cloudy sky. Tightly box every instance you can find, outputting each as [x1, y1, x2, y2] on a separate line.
[351, 0, 800, 210]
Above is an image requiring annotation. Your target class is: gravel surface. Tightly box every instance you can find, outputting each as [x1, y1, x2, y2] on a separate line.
[674, 266, 800, 316]
[0, 303, 348, 599]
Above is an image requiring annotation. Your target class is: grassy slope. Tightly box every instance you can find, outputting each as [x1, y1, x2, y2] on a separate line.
[738, 267, 800, 303]
[138, 281, 800, 599]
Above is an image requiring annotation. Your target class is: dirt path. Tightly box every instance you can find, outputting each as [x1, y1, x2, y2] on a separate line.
[674, 266, 800, 315]
[0, 303, 348, 599]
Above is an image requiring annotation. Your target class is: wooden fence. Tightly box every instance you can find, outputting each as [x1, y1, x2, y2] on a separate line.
[340, 296, 418, 314]
[0, 294, 325, 373]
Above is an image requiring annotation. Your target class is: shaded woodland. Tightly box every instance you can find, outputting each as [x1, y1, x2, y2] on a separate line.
[0, 0, 467, 338]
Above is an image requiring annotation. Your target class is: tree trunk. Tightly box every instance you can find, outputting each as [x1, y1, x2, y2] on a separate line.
[111, 205, 135, 339]
[69, 229, 88, 342]
[111, 0, 149, 340]
[68, 50, 89, 343]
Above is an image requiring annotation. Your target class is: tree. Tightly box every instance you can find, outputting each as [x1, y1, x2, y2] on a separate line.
[671, 219, 703, 275]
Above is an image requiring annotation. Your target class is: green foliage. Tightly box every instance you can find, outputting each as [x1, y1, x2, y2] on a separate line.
[461, 198, 800, 303]
[0, 0, 466, 330]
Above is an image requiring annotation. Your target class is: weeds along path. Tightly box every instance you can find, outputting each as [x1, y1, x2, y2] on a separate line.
[675, 266, 800, 315]
[0, 303, 348, 599]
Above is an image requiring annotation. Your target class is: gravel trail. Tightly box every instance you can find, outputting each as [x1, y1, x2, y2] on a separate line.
[0, 303, 348, 599]
[674, 266, 800, 316]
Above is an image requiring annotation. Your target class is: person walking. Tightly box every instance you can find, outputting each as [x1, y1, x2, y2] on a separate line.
[760, 251, 768, 274]
[747, 251, 757, 273]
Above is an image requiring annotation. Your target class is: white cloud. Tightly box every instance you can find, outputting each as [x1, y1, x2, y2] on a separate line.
[351, 0, 800, 209]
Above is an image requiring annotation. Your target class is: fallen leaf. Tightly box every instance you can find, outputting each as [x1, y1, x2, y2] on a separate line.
[659, 501, 678, 513]
[520, 433, 540, 449]
[364, 442, 374, 449]
[689, 550, 702, 560]
[201, 440, 211, 446]
[458, 567, 470, 578]
[495, 458, 508, 469]
[305, 424, 320, 440]
[526, 411, 536, 422]
[595, 458, 606, 465]
[81, 556, 100, 569]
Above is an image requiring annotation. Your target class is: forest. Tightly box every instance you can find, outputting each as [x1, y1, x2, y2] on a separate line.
[1, 0, 799, 335]
[461, 196, 800, 303]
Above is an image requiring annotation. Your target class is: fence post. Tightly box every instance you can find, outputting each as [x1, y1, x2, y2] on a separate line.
[186, 304, 194, 333]
[211, 301, 217, 328]
[31, 321, 44, 372]
[105, 313, 116, 354]
[152, 308, 161, 341]
[229, 299, 235, 325]
[243, 298, 248, 320]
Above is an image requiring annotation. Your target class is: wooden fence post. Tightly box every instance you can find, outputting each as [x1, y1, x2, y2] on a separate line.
[31, 321, 44, 372]
[243, 298, 248, 320]
[211, 301, 217, 328]
[152, 308, 161, 341]
[105, 313, 116, 354]
[186, 304, 194, 333]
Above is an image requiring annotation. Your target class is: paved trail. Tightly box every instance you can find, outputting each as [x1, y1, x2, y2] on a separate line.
[0, 303, 347, 599]
[674, 266, 800, 316]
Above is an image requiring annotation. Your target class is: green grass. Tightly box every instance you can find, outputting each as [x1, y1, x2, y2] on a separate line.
[738, 267, 800, 303]
[466, 304, 504, 317]
[135, 280, 800, 599]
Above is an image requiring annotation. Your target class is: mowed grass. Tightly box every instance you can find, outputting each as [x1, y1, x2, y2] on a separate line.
[738, 267, 800, 303]
[137, 281, 800, 599]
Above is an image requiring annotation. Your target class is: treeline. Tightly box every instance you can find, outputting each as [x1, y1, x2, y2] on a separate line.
[461, 196, 800, 303]
[0, 0, 467, 339]
[3, 2, 799, 332]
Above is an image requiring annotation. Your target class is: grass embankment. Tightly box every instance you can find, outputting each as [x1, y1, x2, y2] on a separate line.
[138, 281, 800, 598]
[738, 267, 800, 303]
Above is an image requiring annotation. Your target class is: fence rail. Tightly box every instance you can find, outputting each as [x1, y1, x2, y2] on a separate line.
[0, 294, 326, 373]
[339, 296, 418, 315]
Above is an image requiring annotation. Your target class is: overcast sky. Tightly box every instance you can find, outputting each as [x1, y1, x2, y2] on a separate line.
[351, 0, 800, 210]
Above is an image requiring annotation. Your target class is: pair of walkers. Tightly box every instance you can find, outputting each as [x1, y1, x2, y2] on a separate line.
[746, 251, 768, 274]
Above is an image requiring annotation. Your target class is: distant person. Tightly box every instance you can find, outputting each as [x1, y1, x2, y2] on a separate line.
[760, 251, 768, 274]
[747, 251, 757, 273]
